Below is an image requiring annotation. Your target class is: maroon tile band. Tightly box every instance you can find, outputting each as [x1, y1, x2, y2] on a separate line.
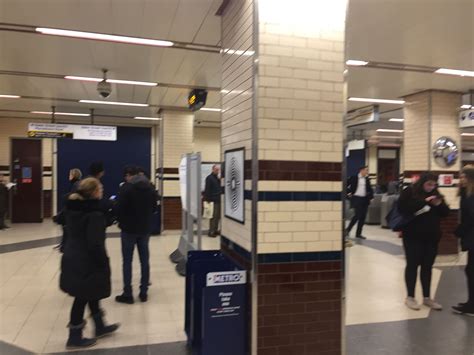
[243, 160, 342, 181]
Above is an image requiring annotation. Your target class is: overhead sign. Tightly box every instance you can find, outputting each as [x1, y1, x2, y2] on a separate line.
[459, 109, 474, 128]
[28, 123, 117, 141]
[188, 89, 208, 111]
[346, 105, 379, 127]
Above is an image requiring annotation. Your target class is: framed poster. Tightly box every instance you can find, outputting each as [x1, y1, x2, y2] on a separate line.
[224, 148, 245, 224]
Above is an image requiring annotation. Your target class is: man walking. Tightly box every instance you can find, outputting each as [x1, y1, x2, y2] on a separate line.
[115, 166, 157, 304]
[204, 165, 221, 237]
[346, 166, 374, 240]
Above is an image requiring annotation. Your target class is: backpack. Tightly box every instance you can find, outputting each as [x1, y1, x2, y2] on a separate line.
[386, 199, 414, 232]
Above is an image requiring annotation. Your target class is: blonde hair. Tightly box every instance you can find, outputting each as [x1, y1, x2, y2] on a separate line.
[69, 177, 101, 200]
[70, 168, 82, 180]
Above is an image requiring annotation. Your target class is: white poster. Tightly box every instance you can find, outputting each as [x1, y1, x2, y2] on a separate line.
[459, 109, 474, 128]
[189, 156, 200, 218]
[28, 122, 117, 141]
[179, 156, 187, 211]
[224, 148, 245, 223]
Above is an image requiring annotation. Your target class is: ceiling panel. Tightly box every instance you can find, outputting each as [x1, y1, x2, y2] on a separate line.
[347, 0, 474, 70]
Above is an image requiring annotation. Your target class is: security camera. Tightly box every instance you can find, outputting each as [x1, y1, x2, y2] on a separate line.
[97, 80, 112, 98]
[97, 69, 112, 98]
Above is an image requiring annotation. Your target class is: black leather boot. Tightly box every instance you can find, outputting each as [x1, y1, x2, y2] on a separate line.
[91, 310, 120, 338]
[66, 321, 96, 349]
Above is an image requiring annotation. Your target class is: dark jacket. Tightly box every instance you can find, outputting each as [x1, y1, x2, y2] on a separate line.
[204, 173, 221, 203]
[117, 175, 157, 235]
[0, 182, 7, 213]
[70, 178, 80, 193]
[398, 186, 450, 241]
[347, 175, 374, 200]
[60, 199, 111, 300]
[456, 190, 474, 251]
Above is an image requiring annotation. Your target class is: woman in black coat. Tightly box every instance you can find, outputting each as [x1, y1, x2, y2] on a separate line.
[453, 167, 474, 316]
[398, 173, 450, 311]
[60, 177, 119, 349]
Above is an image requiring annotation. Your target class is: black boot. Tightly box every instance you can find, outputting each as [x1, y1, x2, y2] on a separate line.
[92, 310, 120, 338]
[66, 321, 96, 349]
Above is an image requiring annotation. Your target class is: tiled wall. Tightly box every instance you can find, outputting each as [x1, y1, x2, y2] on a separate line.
[162, 112, 194, 197]
[404, 91, 461, 207]
[404, 92, 430, 171]
[256, 13, 345, 255]
[221, 0, 255, 251]
[193, 127, 221, 162]
[258, 258, 342, 354]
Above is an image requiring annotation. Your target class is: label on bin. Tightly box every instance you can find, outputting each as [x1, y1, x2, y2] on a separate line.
[206, 271, 246, 287]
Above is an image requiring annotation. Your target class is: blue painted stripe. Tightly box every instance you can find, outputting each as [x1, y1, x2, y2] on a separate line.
[243, 191, 341, 201]
[221, 236, 342, 264]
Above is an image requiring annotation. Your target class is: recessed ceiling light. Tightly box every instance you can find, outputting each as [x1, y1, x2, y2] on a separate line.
[389, 118, 404, 122]
[377, 129, 404, 133]
[461, 104, 473, 109]
[435, 68, 474, 77]
[0, 94, 21, 98]
[79, 100, 149, 107]
[65, 76, 158, 87]
[134, 116, 161, 121]
[36, 27, 174, 47]
[349, 97, 405, 105]
[200, 108, 221, 112]
[346, 60, 369, 66]
[31, 111, 90, 117]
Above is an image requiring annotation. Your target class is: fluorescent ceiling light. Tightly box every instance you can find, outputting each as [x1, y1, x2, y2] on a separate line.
[200, 108, 221, 112]
[349, 97, 405, 105]
[389, 118, 404, 122]
[0, 94, 21, 98]
[79, 100, 148, 107]
[435, 68, 474, 77]
[461, 104, 472, 109]
[377, 129, 404, 133]
[461, 133, 474, 137]
[134, 116, 161, 121]
[31, 111, 90, 117]
[36, 27, 174, 47]
[65, 76, 158, 87]
[346, 60, 369, 66]
[222, 48, 255, 56]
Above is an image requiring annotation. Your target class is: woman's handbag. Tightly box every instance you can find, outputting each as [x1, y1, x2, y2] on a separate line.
[203, 201, 214, 219]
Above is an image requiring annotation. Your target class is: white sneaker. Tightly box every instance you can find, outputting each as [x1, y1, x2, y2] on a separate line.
[405, 297, 421, 310]
[423, 298, 443, 310]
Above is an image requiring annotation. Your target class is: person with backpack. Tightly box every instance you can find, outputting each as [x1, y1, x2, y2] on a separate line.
[115, 166, 157, 304]
[453, 166, 474, 316]
[398, 172, 450, 311]
[60, 178, 119, 349]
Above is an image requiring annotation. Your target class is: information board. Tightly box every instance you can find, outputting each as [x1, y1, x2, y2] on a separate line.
[28, 122, 117, 141]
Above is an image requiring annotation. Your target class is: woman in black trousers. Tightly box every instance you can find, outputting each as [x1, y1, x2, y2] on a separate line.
[60, 178, 119, 348]
[398, 173, 450, 311]
[453, 167, 474, 316]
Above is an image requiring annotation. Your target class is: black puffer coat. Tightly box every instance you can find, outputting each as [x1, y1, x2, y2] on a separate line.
[60, 199, 111, 300]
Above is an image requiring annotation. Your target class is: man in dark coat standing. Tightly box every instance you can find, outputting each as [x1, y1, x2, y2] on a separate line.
[0, 174, 9, 230]
[204, 165, 221, 237]
[346, 166, 374, 240]
[115, 166, 157, 304]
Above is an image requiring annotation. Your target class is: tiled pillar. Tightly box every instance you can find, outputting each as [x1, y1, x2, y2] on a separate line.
[221, 1, 347, 354]
[160, 111, 194, 230]
[403, 90, 462, 254]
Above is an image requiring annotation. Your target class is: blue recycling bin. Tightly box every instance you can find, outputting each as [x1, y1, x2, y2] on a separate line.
[185, 250, 247, 355]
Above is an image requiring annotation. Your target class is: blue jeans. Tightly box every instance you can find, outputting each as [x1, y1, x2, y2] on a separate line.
[121, 232, 150, 296]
